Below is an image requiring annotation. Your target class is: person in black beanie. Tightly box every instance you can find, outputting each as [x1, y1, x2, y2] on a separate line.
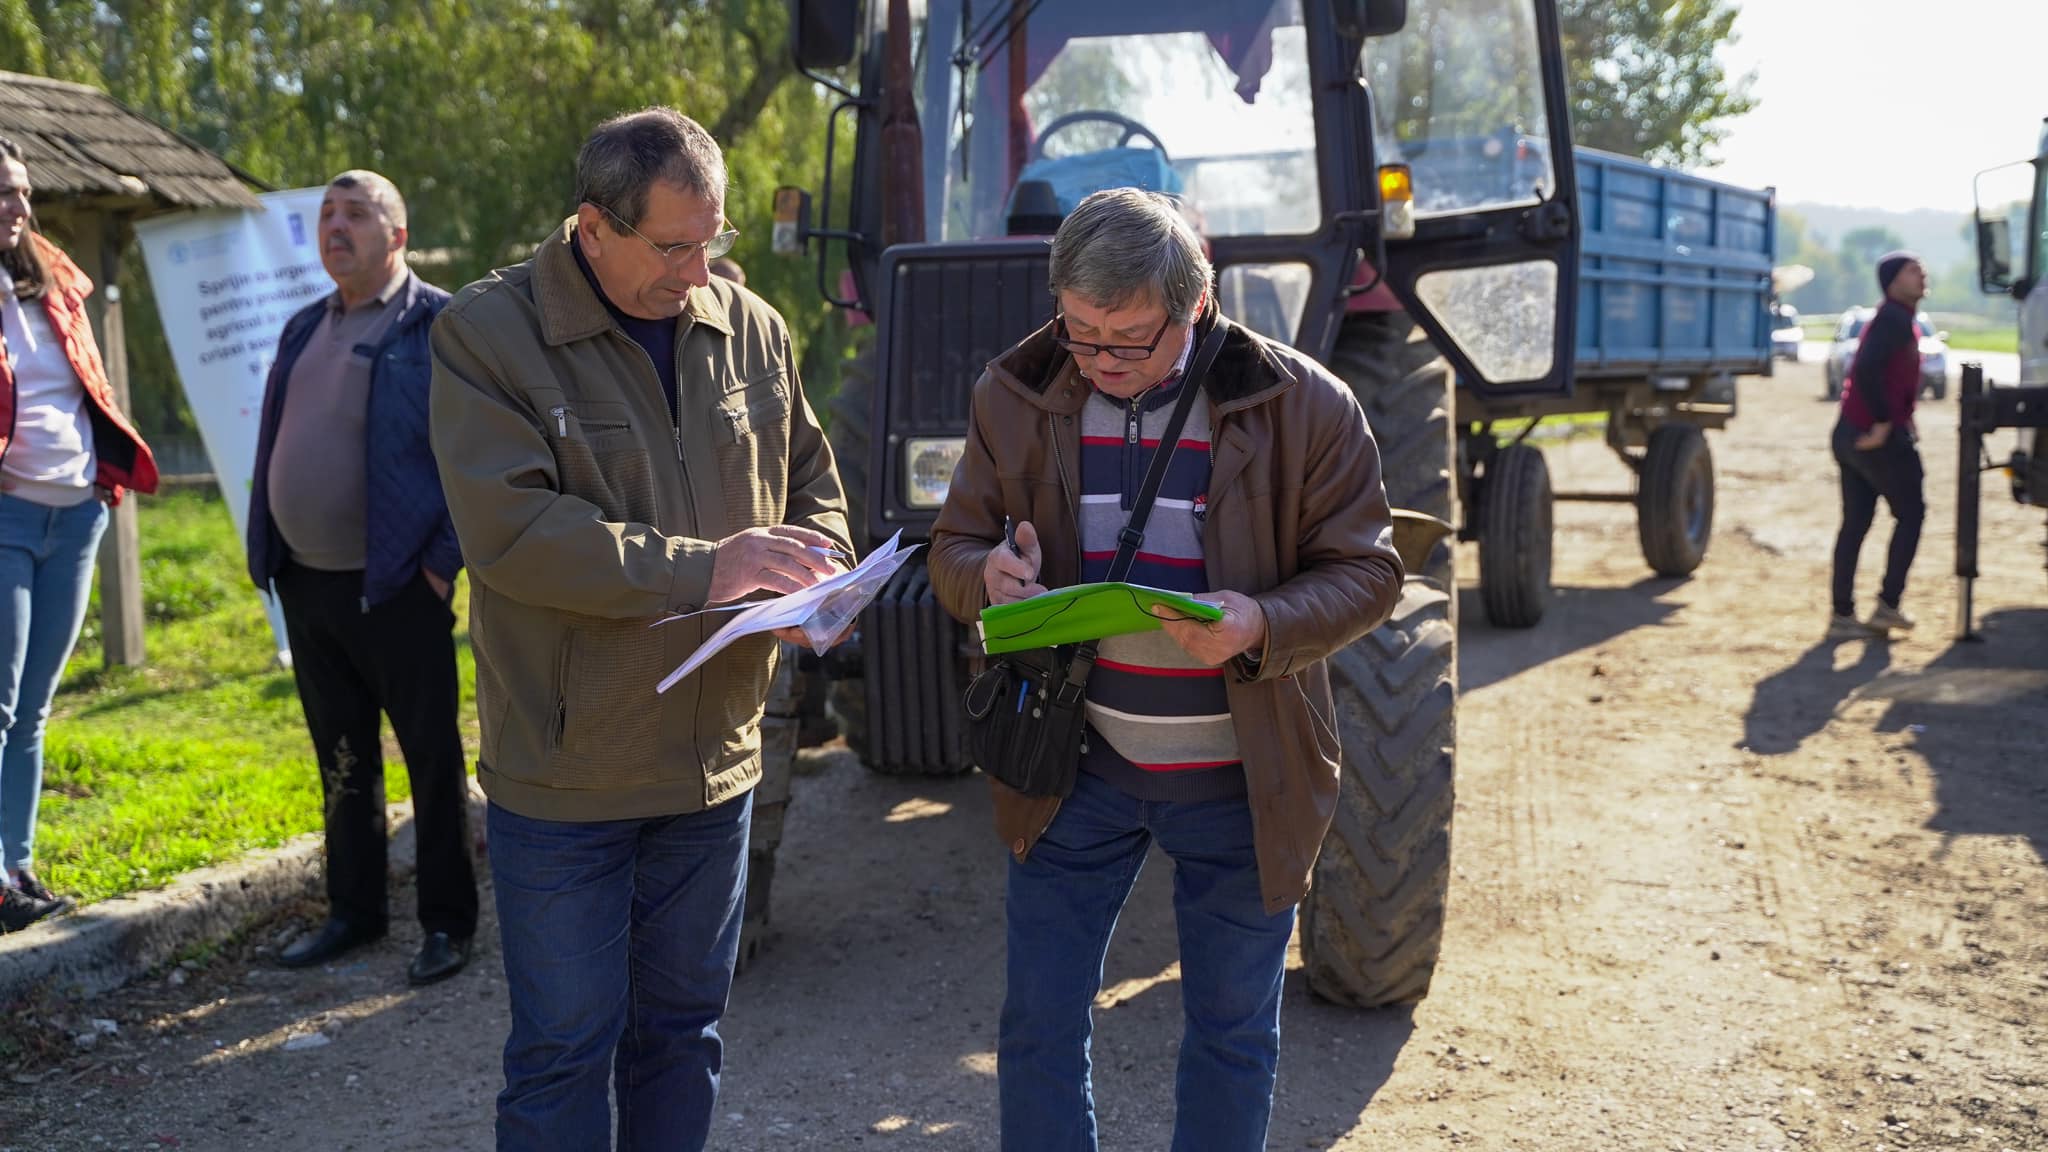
[1829, 250, 1928, 638]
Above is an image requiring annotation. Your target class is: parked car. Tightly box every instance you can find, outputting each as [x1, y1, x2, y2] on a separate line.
[1769, 301, 1803, 360]
[1823, 307, 1950, 401]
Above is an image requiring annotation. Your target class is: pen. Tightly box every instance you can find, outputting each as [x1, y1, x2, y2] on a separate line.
[1003, 515, 1023, 558]
[810, 545, 855, 564]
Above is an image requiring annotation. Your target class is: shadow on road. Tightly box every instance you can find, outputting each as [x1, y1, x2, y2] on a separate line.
[1739, 635, 1895, 755]
[1853, 608, 2048, 856]
[1460, 579, 1686, 694]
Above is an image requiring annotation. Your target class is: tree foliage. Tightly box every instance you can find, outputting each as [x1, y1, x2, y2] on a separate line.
[3, 0, 848, 443]
[1559, 0, 1756, 167]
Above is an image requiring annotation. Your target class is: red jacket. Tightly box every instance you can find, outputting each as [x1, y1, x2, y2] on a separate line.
[1839, 298, 1920, 435]
[0, 233, 158, 503]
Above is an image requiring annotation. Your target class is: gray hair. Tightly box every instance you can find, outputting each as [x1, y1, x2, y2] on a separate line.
[328, 169, 407, 232]
[1048, 189, 1212, 324]
[576, 107, 727, 231]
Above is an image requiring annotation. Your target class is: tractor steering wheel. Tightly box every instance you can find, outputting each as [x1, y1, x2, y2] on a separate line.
[1030, 111, 1171, 163]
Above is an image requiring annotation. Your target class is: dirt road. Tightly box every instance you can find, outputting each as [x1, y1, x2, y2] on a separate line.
[5, 356, 2045, 1151]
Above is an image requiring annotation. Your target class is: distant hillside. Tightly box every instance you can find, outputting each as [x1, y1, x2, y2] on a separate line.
[1781, 203, 1970, 271]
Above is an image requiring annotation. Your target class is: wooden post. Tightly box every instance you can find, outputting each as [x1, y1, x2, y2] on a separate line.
[75, 211, 148, 667]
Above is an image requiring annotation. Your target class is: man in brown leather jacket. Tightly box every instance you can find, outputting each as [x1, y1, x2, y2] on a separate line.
[929, 188, 1403, 1151]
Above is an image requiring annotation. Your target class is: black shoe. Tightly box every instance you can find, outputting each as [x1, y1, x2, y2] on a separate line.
[407, 932, 472, 987]
[12, 871, 71, 917]
[278, 918, 384, 968]
[0, 885, 64, 933]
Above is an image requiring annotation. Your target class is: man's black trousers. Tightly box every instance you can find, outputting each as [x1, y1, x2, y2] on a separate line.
[1830, 419, 1925, 618]
[274, 562, 478, 939]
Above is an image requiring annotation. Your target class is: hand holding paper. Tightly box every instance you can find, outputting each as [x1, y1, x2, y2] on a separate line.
[706, 524, 844, 602]
[657, 531, 921, 692]
[1157, 589, 1267, 667]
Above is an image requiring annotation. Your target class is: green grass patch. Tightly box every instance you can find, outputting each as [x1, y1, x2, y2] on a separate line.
[1944, 328, 2019, 354]
[39, 489, 477, 904]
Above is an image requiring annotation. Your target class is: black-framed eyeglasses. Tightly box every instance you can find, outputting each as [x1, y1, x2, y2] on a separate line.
[591, 201, 739, 264]
[1052, 313, 1173, 361]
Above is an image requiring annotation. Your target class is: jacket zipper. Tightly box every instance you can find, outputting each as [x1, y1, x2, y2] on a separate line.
[1122, 396, 1142, 511]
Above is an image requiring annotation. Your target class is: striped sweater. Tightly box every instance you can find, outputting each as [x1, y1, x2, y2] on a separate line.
[1077, 359, 1246, 804]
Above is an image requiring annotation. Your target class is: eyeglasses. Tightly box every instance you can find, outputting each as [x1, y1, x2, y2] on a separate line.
[1052, 313, 1173, 361]
[591, 201, 739, 264]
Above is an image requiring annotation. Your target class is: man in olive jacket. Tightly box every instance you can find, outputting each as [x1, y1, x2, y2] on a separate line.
[429, 109, 849, 1150]
[930, 189, 1403, 1151]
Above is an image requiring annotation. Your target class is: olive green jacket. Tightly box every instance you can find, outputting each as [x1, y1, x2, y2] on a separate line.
[429, 219, 850, 821]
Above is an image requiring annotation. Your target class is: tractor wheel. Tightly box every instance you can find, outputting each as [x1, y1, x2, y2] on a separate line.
[1477, 442, 1553, 629]
[1637, 423, 1714, 578]
[825, 351, 875, 761]
[739, 643, 804, 974]
[1302, 311, 1457, 1006]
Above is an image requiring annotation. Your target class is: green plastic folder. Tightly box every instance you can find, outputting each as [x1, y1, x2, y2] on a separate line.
[977, 582, 1226, 655]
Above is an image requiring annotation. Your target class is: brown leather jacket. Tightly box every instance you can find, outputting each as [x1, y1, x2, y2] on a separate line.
[929, 307, 1403, 913]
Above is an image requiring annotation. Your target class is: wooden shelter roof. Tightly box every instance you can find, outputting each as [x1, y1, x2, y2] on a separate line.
[0, 71, 261, 212]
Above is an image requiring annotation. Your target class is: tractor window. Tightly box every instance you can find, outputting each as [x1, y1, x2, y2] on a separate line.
[1361, 0, 1554, 216]
[1218, 262, 1313, 345]
[929, 0, 1319, 243]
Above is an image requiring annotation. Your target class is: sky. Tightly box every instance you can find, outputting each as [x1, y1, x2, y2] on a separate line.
[1700, 0, 2048, 212]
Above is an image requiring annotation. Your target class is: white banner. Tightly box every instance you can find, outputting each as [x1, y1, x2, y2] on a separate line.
[135, 187, 330, 664]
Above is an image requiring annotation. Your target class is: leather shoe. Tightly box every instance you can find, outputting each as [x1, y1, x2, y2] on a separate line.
[277, 918, 383, 969]
[407, 931, 472, 987]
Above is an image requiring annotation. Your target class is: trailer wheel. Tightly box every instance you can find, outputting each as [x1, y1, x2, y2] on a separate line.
[825, 352, 876, 760]
[1477, 442, 1552, 628]
[739, 643, 804, 973]
[1304, 312, 1456, 1007]
[1637, 423, 1714, 577]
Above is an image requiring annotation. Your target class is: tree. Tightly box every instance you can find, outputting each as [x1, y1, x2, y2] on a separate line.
[1559, 0, 1757, 167]
[1839, 226, 1907, 279]
[3, 0, 847, 445]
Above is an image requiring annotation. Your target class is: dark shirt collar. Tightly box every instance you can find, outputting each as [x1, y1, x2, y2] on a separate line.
[571, 235, 677, 336]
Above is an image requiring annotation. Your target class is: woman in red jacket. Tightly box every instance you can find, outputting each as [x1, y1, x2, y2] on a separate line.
[0, 136, 158, 931]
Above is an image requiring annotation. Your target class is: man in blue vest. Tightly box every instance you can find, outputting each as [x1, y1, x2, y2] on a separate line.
[248, 170, 478, 986]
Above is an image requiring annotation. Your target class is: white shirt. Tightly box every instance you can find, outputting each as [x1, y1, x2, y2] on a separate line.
[1, 264, 97, 507]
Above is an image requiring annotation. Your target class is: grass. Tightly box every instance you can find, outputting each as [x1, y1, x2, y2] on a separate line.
[1944, 328, 2019, 355]
[1795, 315, 2020, 356]
[34, 489, 478, 904]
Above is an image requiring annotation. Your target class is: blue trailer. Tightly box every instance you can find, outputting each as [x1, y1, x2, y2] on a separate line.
[1456, 146, 1776, 627]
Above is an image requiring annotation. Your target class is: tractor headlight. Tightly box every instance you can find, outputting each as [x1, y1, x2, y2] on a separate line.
[902, 437, 967, 509]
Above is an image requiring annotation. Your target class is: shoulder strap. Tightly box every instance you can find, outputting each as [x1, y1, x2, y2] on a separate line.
[1105, 320, 1228, 584]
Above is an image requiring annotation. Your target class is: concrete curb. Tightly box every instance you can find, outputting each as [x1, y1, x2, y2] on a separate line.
[0, 794, 482, 1005]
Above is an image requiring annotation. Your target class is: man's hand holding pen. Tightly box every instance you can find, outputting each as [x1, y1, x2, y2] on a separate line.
[983, 515, 1047, 606]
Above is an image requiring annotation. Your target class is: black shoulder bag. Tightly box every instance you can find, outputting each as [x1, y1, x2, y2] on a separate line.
[962, 322, 1228, 797]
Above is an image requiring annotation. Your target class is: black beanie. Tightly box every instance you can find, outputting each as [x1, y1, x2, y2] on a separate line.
[1877, 250, 1919, 294]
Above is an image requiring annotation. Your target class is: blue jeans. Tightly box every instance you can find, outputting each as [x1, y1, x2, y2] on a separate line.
[1000, 770, 1294, 1152]
[0, 493, 108, 873]
[487, 792, 751, 1152]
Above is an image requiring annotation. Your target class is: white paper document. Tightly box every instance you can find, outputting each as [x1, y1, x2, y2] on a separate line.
[655, 531, 921, 693]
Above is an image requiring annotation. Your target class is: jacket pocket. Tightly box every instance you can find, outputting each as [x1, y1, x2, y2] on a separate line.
[712, 374, 791, 529]
[548, 630, 571, 753]
[549, 400, 658, 526]
[553, 617, 670, 788]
